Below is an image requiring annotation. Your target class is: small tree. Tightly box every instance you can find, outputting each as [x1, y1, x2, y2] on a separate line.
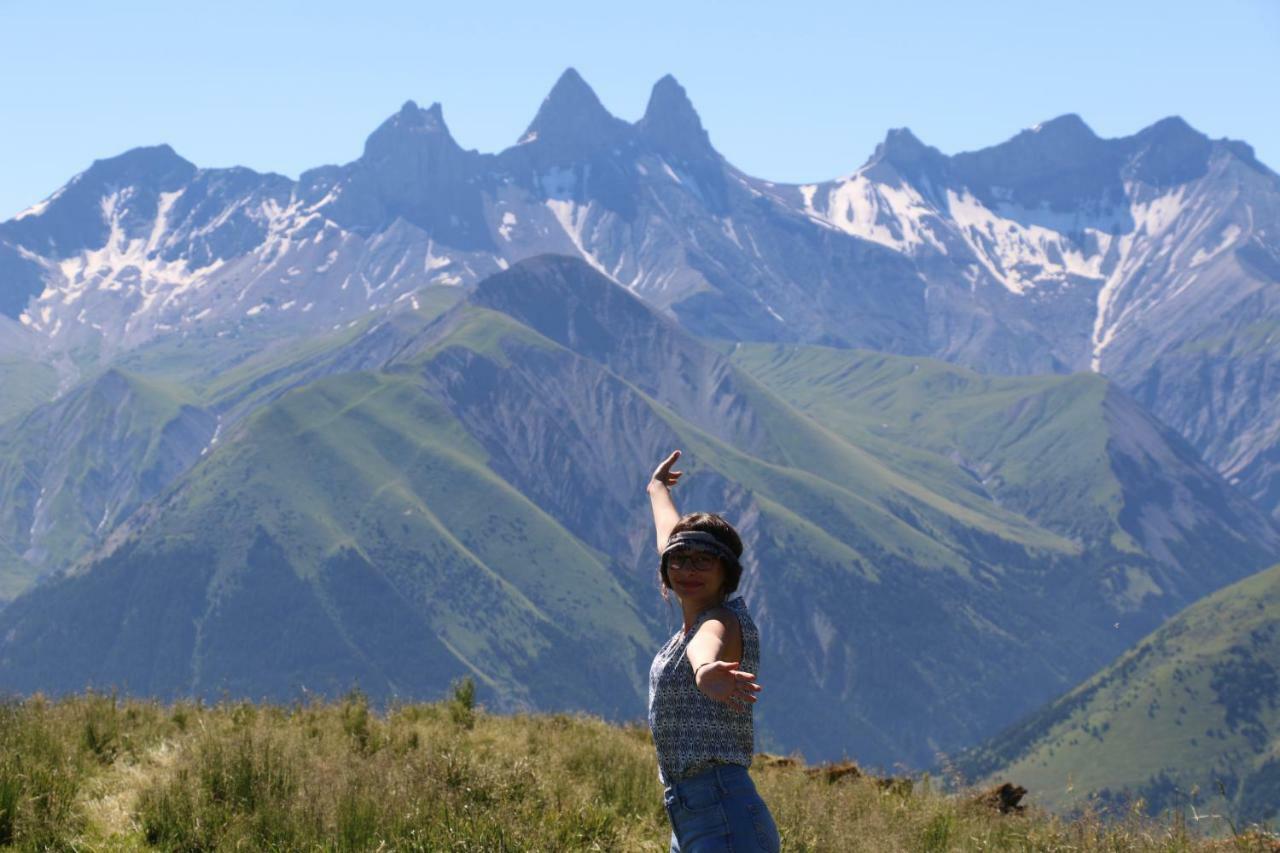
[449, 677, 476, 730]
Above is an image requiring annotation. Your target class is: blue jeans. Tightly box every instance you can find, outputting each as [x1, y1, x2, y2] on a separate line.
[664, 764, 780, 852]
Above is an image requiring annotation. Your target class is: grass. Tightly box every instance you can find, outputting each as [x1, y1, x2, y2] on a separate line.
[0, 691, 1275, 851]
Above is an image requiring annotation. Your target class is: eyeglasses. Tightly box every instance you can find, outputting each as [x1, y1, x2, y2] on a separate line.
[667, 551, 720, 573]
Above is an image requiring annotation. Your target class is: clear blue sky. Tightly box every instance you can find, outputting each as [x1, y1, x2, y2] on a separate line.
[2, 0, 1277, 219]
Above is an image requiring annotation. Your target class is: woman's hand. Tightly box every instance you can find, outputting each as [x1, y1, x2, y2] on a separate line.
[649, 450, 683, 493]
[694, 660, 761, 711]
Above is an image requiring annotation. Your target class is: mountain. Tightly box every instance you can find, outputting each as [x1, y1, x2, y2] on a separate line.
[0, 369, 215, 601]
[1, 256, 1275, 771]
[728, 343, 1278, 595]
[3, 73, 1276, 525]
[962, 562, 1280, 827]
[774, 115, 1280, 520]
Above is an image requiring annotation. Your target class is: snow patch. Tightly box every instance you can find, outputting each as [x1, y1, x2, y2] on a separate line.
[499, 211, 518, 241]
[28, 188, 219, 334]
[545, 198, 614, 280]
[1189, 223, 1241, 268]
[1090, 187, 1187, 371]
[315, 249, 339, 273]
[803, 174, 941, 254]
[946, 189, 1108, 295]
[12, 185, 65, 220]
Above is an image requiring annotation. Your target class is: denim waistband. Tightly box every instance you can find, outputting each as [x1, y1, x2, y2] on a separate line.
[663, 762, 753, 797]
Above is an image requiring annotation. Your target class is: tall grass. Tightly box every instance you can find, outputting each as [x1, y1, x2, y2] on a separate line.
[0, 691, 174, 851]
[0, 692, 1274, 851]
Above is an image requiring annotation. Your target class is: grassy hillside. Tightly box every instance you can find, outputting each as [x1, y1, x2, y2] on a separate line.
[2, 692, 1275, 852]
[0, 368, 213, 601]
[729, 342, 1278, 606]
[963, 563, 1280, 828]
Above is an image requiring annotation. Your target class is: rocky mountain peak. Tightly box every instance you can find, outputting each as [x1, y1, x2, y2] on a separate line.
[516, 68, 630, 155]
[363, 100, 460, 161]
[950, 114, 1118, 211]
[873, 128, 937, 165]
[1123, 116, 1213, 186]
[1028, 113, 1098, 145]
[1135, 115, 1200, 144]
[861, 127, 950, 191]
[71, 145, 198, 199]
[0, 143, 197, 268]
[636, 75, 714, 162]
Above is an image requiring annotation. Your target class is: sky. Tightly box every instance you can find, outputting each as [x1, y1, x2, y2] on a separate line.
[1, 0, 1277, 219]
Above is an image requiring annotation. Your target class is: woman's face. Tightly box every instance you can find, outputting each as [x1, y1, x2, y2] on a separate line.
[665, 548, 725, 605]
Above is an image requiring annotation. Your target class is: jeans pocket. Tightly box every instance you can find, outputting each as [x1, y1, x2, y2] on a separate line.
[746, 800, 781, 852]
[672, 787, 730, 848]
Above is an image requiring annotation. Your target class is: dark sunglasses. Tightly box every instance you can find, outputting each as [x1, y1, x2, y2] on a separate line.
[667, 551, 720, 572]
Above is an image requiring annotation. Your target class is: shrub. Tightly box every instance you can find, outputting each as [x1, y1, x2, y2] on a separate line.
[448, 676, 476, 730]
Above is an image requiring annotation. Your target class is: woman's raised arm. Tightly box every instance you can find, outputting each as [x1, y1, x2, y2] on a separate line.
[647, 450, 683, 553]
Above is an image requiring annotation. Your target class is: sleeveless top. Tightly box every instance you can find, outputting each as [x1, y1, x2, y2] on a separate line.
[647, 596, 759, 784]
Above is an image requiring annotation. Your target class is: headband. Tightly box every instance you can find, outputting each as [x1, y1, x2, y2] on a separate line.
[661, 530, 740, 572]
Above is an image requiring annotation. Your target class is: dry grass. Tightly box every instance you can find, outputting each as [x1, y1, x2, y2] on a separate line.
[0, 690, 1275, 851]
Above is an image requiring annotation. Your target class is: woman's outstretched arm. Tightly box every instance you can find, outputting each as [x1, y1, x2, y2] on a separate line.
[648, 450, 683, 553]
[687, 610, 760, 710]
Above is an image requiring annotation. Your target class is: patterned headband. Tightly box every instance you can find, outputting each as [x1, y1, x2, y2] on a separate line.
[661, 530, 739, 569]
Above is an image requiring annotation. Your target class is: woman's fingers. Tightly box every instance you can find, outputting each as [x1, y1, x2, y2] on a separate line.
[653, 450, 683, 484]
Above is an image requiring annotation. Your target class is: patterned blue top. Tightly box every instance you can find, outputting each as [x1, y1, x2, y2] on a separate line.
[647, 596, 759, 784]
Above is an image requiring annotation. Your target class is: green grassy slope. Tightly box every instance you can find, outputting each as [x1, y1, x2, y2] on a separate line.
[964, 563, 1280, 827]
[0, 365, 652, 715]
[729, 345, 1125, 541]
[0, 368, 213, 601]
[729, 343, 1276, 601]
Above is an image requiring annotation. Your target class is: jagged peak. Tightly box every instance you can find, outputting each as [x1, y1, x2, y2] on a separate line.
[518, 67, 627, 147]
[392, 100, 447, 130]
[876, 127, 931, 161]
[363, 100, 459, 159]
[641, 75, 697, 125]
[861, 127, 949, 184]
[637, 74, 714, 160]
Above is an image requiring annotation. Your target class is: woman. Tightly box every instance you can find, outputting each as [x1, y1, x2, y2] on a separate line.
[646, 449, 781, 852]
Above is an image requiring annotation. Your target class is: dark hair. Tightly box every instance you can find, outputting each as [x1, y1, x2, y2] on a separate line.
[660, 512, 744, 596]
